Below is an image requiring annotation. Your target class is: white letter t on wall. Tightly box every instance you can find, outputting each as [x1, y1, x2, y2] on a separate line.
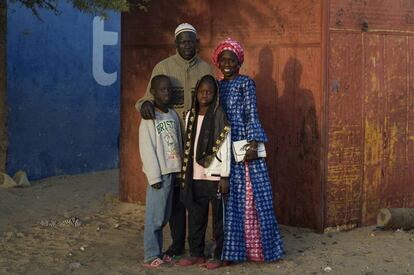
[93, 17, 118, 86]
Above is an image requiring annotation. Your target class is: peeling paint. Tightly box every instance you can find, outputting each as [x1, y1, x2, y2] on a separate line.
[328, 1, 414, 228]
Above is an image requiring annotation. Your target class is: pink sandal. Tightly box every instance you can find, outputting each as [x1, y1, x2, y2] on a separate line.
[143, 257, 164, 268]
[176, 256, 205, 266]
[200, 259, 229, 269]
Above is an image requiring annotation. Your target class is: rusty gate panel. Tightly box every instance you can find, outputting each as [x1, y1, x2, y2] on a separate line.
[361, 34, 386, 225]
[408, 37, 414, 208]
[121, 0, 325, 231]
[330, 0, 414, 32]
[381, 35, 409, 207]
[121, 0, 414, 230]
[327, 0, 414, 228]
[327, 32, 364, 228]
[275, 46, 322, 229]
[210, 0, 321, 46]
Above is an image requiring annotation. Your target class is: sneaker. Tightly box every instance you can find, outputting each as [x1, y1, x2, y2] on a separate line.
[142, 257, 164, 268]
[176, 256, 205, 266]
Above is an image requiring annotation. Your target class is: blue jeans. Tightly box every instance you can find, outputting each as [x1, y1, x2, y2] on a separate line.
[144, 173, 173, 262]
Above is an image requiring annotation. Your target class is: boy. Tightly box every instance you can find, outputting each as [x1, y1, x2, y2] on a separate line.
[140, 75, 182, 268]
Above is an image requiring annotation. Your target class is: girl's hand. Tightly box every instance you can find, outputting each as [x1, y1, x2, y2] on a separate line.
[151, 182, 162, 189]
[244, 141, 259, 161]
[219, 178, 229, 194]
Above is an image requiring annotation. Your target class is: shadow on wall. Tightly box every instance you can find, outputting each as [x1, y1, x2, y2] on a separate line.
[254, 47, 278, 185]
[276, 57, 321, 229]
[252, 49, 321, 229]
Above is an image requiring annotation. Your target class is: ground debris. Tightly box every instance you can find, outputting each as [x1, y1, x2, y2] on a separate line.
[0, 172, 17, 188]
[13, 170, 31, 187]
[69, 262, 82, 269]
[323, 266, 332, 272]
[39, 216, 82, 228]
[0, 171, 31, 188]
[104, 193, 119, 204]
[4, 231, 15, 240]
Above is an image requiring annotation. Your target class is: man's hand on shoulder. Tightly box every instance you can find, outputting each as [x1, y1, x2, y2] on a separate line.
[141, 101, 156, 119]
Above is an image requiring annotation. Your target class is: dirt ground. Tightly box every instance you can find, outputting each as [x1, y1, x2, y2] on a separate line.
[0, 169, 413, 275]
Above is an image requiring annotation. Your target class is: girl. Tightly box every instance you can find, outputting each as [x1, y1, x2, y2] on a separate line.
[178, 75, 231, 269]
[212, 38, 284, 262]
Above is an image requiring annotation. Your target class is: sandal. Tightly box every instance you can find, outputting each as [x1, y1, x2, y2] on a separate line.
[162, 254, 182, 263]
[176, 256, 205, 266]
[201, 259, 229, 269]
[142, 257, 164, 268]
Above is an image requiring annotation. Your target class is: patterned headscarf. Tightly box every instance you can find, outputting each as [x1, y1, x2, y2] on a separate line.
[212, 37, 244, 68]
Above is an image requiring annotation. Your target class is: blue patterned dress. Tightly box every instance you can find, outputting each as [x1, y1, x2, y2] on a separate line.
[219, 75, 284, 262]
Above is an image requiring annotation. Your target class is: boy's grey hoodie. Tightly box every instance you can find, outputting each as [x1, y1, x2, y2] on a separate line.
[139, 109, 182, 185]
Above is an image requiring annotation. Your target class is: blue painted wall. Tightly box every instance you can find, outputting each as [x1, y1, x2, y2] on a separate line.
[6, 1, 120, 179]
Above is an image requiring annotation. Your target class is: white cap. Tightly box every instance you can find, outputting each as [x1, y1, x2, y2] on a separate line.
[174, 23, 197, 38]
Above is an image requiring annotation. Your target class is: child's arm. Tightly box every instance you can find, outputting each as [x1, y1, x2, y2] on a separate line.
[218, 129, 231, 194]
[176, 111, 184, 157]
[139, 120, 162, 186]
[171, 110, 183, 187]
[219, 129, 231, 178]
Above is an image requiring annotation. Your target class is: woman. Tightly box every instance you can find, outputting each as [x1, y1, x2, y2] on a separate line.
[212, 38, 284, 262]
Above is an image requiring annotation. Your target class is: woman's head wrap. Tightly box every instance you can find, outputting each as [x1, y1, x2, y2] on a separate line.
[212, 37, 244, 68]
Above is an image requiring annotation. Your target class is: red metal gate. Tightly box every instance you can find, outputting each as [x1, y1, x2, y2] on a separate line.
[326, 0, 414, 228]
[121, 0, 414, 231]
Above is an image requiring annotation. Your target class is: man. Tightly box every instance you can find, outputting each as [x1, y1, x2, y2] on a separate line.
[136, 23, 214, 261]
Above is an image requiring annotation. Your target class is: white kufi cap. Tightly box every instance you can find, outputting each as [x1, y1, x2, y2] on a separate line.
[174, 23, 197, 38]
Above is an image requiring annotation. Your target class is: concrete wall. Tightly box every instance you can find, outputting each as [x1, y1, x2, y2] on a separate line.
[0, 2, 6, 173]
[6, 1, 120, 179]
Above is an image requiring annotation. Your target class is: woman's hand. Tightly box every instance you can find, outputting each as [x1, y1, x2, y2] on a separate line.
[244, 141, 259, 161]
[219, 177, 229, 194]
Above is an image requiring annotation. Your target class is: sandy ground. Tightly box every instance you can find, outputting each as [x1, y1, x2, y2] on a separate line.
[1, 169, 413, 275]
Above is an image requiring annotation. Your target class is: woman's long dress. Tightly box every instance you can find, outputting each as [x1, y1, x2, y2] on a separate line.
[219, 75, 284, 262]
